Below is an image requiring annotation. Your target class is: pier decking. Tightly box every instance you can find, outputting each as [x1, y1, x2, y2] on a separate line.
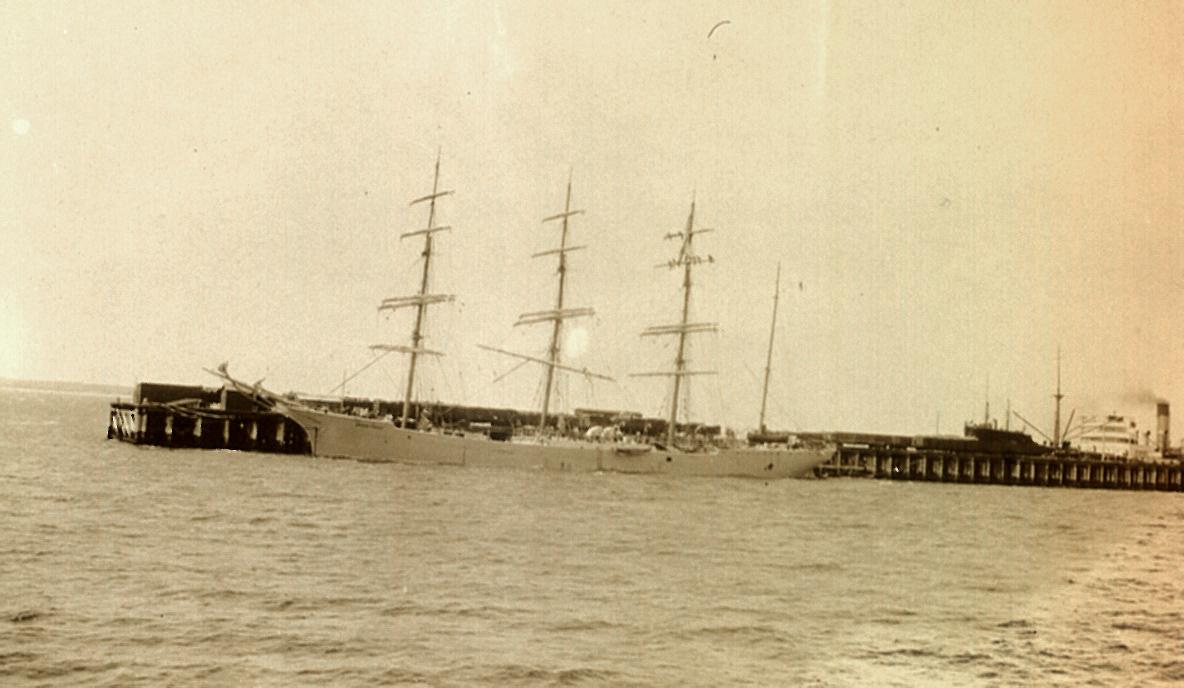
[818, 442, 1183, 492]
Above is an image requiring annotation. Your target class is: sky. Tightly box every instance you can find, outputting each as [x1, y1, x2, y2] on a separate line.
[2, 1, 1181, 438]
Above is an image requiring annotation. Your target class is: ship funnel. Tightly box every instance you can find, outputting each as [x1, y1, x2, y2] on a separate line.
[1156, 402, 1170, 453]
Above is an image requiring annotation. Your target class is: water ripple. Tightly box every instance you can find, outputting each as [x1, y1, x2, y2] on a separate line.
[2, 388, 1182, 687]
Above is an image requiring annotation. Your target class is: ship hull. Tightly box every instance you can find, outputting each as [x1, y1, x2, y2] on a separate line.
[277, 403, 831, 479]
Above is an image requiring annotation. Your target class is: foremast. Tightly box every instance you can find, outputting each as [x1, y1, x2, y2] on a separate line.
[479, 174, 610, 434]
[371, 152, 455, 428]
[633, 198, 718, 447]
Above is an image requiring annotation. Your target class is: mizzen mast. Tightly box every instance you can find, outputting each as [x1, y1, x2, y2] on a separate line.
[371, 151, 455, 428]
[758, 262, 781, 434]
[632, 198, 718, 447]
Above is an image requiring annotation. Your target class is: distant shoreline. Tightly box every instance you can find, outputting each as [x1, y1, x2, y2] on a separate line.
[0, 378, 132, 397]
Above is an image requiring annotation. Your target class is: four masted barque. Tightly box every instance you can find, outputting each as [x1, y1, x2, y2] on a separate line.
[212, 154, 832, 479]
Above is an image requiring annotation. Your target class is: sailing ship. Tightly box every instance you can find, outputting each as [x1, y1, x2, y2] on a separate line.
[211, 157, 833, 478]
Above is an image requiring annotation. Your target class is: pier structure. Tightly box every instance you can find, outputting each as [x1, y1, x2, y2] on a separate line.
[108, 401, 309, 454]
[814, 432, 1183, 492]
[107, 383, 308, 454]
[110, 382, 1182, 492]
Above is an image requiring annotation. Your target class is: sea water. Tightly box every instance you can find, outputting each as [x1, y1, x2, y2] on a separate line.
[2, 385, 1181, 686]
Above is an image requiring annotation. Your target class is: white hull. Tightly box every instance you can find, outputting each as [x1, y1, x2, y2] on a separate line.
[277, 402, 831, 479]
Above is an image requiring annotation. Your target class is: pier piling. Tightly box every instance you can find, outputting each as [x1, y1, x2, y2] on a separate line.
[817, 439, 1182, 493]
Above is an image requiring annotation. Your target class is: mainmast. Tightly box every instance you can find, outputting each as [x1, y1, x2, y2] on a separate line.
[372, 151, 455, 428]
[758, 263, 781, 434]
[633, 197, 717, 447]
[479, 174, 609, 434]
[539, 176, 580, 431]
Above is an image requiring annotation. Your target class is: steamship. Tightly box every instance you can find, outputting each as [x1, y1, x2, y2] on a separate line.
[1074, 402, 1173, 461]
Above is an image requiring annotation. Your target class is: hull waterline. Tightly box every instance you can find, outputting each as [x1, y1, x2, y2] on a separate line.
[278, 402, 831, 479]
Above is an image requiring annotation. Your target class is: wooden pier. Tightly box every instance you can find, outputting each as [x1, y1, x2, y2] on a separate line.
[109, 382, 1183, 492]
[107, 382, 309, 454]
[819, 444, 1184, 492]
[108, 401, 309, 454]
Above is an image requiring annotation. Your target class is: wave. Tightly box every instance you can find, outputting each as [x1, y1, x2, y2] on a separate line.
[1111, 620, 1168, 634]
[7, 610, 45, 623]
[996, 618, 1034, 629]
[785, 561, 843, 572]
[267, 595, 384, 612]
[948, 652, 992, 664]
[3, 659, 122, 680]
[864, 646, 944, 660]
[1148, 659, 1184, 682]
[474, 664, 624, 686]
[673, 623, 790, 646]
[379, 600, 521, 620]
[546, 619, 624, 633]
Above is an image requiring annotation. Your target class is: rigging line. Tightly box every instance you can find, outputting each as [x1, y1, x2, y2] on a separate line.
[714, 367, 726, 429]
[455, 365, 468, 404]
[657, 382, 672, 423]
[610, 371, 640, 415]
[301, 345, 348, 382]
[738, 357, 795, 426]
[425, 357, 446, 404]
[761, 383, 796, 432]
[681, 375, 690, 425]
[327, 348, 393, 395]
[705, 330, 725, 427]
[532, 374, 546, 418]
[563, 372, 574, 410]
[493, 357, 532, 384]
[584, 376, 595, 409]
[768, 369, 798, 431]
[444, 358, 463, 404]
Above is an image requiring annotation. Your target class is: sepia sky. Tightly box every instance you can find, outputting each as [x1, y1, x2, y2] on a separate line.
[2, 1, 1181, 437]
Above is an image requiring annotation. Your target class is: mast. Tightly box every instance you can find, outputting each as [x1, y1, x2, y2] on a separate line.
[632, 197, 717, 448]
[539, 176, 575, 432]
[1052, 346, 1063, 447]
[984, 374, 990, 426]
[758, 263, 781, 434]
[667, 201, 697, 446]
[372, 151, 455, 428]
[481, 174, 609, 434]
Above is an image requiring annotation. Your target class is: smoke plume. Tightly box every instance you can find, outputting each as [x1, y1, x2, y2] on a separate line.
[1122, 389, 1167, 405]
